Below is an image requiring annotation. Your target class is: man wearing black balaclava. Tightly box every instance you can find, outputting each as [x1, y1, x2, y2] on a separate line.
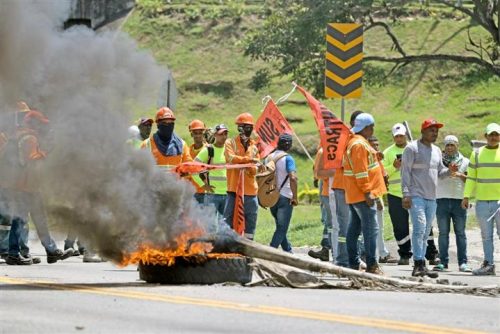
[141, 107, 192, 171]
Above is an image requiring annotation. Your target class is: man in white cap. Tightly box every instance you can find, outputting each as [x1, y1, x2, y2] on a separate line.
[383, 123, 412, 265]
[434, 135, 471, 272]
[462, 122, 500, 276]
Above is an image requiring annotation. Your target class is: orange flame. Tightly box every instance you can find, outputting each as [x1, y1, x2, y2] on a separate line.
[119, 228, 213, 267]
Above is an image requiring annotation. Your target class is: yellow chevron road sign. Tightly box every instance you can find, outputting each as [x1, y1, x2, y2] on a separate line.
[325, 23, 363, 99]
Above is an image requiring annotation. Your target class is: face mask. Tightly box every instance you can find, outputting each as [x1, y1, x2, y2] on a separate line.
[158, 123, 174, 140]
[238, 125, 253, 138]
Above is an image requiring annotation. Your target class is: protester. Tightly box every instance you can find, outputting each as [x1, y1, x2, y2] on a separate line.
[368, 136, 397, 264]
[382, 123, 413, 265]
[137, 117, 154, 141]
[188, 119, 207, 204]
[224, 113, 260, 240]
[343, 113, 386, 274]
[433, 135, 471, 272]
[331, 111, 363, 268]
[194, 124, 229, 225]
[462, 122, 500, 276]
[267, 134, 298, 252]
[4, 110, 72, 265]
[126, 125, 142, 149]
[308, 148, 335, 261]
[401, 119, 457, 278]
[141, 107, 192, 171]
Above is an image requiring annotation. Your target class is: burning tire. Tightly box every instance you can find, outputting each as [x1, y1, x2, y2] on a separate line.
[139, 257, 253, 285]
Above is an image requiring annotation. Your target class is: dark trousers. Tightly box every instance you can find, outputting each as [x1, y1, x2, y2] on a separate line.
[387, 194, 439, 260]
[387, 194, 412, 258]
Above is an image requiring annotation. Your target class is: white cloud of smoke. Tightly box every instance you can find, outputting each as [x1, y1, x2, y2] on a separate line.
[0, 1, 213, 262]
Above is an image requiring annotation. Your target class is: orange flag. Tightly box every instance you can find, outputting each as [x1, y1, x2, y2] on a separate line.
[296, 84, 350, 169]
[232, 169, 245, 236]
[255, 100, 294, 158]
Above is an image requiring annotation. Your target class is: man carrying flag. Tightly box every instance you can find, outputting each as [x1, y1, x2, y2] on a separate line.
[224, 113, 260, 239]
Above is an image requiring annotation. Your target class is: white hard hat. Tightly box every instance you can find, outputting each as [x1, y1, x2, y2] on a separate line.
[128, 125, 140, 139]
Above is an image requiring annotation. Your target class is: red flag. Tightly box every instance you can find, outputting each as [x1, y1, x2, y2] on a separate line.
[232, 169, 245, 236]
[296, 84, 350, 169]
[255, 100, 294, 158]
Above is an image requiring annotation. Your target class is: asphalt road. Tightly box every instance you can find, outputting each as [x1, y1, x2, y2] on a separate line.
[1, 233, 499, 334]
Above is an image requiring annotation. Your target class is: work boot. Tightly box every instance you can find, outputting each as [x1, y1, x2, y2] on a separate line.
[379, 254, 398, 264]
[47, 249, 73, 264]
[308, 247, 330, 261]
[397, 257, 410, 265]
[65, 245, 80, 256]
[366, 264, 384, 275]
[421, 260, 438, 278]
[6, 255, 32, 265]
[472, 261, 496, 276]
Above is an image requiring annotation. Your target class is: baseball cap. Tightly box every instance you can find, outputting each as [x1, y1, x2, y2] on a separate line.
[214, 124, 228, 134]
[421, 118, 444, 130]
[485, 123, 500, 135]
[137, 117, 154, 126]
[444, 135, 459, 146]
[351, 113, 375, 133]
[392, 123, 406, 137]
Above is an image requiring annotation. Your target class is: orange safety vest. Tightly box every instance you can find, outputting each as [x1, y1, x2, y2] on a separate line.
[225, 136, 259, 196]
[141, 136, 192, 172]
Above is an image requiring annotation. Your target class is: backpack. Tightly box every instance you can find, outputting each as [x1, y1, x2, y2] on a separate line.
[199, 144, 214, 184]
[256, 152, 289, 208]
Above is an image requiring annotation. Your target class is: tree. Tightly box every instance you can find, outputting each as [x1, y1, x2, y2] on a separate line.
[243, 0, 499, 96]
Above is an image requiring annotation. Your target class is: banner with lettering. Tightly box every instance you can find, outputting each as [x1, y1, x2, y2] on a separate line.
[296, 84, 350, 169]
[255, 99, 294, 158]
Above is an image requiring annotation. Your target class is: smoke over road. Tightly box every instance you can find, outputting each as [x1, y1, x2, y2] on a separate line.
[0, 1, 213, 262]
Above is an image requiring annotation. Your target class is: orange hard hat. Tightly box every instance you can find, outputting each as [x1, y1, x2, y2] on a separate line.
[235, 112, 254, 125]
[155, 107, 175, 122]
[24, 110, 49, 125]
[17, 101, 31, 112]
[188, 119, 205, 132]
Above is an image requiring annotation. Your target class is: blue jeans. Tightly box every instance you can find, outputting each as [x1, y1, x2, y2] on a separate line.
[319, 195, 332, 249]
[270, 195, 294, 251]
[346, 201, 379, 268]
[194, 193, 205, 205]
[475, 200, 500, 264]
[334, 189, 350, 267]
[436, 198, 468, 265]
[409, 196, 437, 261]
[224, 192, 258, 240]
[205, 194, 227, 217]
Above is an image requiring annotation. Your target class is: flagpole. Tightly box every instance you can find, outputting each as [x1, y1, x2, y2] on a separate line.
[292, 132, 314, 162]
[341, 97, 345, 122]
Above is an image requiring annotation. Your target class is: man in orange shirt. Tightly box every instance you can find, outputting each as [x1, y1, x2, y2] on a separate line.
[224, 113, 260, 240]
[141, 107, 192, 171]
[343, 113, 386, 274]
[188, 119, 207, 204]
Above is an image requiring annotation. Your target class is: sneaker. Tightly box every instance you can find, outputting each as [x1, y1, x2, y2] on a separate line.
[366, 264, 384, 275]
[22, 254, 41, 264]
[432, 264, 448, 271]
[47, 249, 73, 264]
[307, 247, 329, 262]
[398, 257, 410, 265]
[459, 263, 473, 273]
[379, 254, 398, 264]
[65, 245, 80, 257]
[6, 255, 32, 265]
[359, 260, 367, 271]
[83, 251, 104, 263]
[472, 261, 496, 276]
